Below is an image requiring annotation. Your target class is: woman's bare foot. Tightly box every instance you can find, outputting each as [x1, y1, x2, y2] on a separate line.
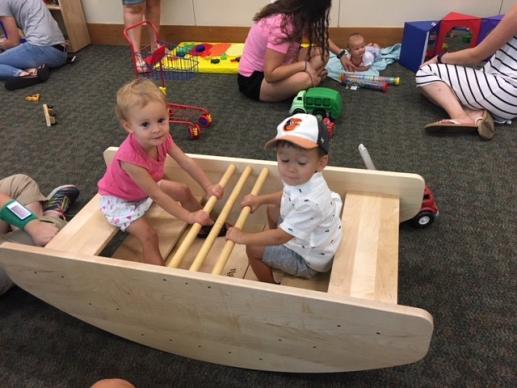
[464, 108, 485, 122]
[18, 68, 37, 77]
[436, 117, 476, 126]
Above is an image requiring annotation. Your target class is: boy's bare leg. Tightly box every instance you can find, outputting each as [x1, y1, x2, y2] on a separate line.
[246, 245, 276, 283]
[126, 218, 164, 266]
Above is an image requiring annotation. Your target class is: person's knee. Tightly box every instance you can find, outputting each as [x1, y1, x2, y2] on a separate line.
[246, 245, 262, 260]
[8, 174, 38, 191]
[176, 183, 193, 202]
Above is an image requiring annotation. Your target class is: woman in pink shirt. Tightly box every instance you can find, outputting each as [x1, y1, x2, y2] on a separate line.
[238, 0, 332, 102]
[98, 79, 223, 266]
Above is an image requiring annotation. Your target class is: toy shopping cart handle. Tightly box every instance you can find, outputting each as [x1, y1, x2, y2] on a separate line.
[123, 20, 161, 47]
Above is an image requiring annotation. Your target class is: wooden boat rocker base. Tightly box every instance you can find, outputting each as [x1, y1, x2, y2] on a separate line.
[0, 147, 434, 373]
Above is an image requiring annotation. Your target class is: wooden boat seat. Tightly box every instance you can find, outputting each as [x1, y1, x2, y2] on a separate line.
[46, 194, 118, 256]
[280, 192, 399, 305]
[328, 192, 399, 304]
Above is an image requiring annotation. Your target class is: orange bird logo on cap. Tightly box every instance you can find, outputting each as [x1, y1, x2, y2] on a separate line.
[283, 118, 302, 131]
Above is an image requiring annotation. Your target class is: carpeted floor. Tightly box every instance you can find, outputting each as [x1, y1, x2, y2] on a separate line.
[0, 45, 515, 387]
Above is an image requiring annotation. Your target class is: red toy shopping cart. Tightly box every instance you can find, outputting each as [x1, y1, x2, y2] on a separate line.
[124, 21, 212, 139]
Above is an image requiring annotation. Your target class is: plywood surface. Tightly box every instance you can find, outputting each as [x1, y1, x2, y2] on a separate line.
[0, 242, 433, 372]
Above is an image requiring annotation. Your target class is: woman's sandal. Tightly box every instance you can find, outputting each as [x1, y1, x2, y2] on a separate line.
[425, 111, 495, 140]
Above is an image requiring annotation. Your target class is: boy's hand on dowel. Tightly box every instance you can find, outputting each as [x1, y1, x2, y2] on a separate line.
[225, 226, 245, 244]
[241, 194, 261, 213]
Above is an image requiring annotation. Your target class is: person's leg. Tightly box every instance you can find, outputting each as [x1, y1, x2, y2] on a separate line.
[0, 44, 35, 79]
[419, 81, 480, 125]
[259, 46, 329, 102]
[145, 0, 161, 47]
[126, 218, 164, 265]
[416, 63, 488, 125]
[158, 180, 201, 212]
[0, 43, 65, 76]
[0, 175, 70, 242]
[42, 184, 80, 220]
[246, 244, 276, 283]
[260, 72, 314, 102]
[0, 63, 24, 79]
[0, 174, 47, 209]
[0, 175, 71, 294]
[123, 1, 146, 53]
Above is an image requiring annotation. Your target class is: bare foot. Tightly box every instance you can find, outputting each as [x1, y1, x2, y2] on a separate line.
[437, 117, 476, 126]
[18, 68, 37, 77]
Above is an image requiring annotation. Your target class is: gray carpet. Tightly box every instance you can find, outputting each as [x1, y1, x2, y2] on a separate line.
[0, 45, 515, 387]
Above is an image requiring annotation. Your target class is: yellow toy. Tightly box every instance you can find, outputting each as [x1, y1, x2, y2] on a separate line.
[25, 93, 40, 103]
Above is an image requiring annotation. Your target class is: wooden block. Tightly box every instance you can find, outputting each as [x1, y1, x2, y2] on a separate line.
[328, 192, 399, 304]
[43, 104, 56, 127]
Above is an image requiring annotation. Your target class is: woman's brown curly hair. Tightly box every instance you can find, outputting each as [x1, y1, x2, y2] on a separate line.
[253, 0, 331, 58]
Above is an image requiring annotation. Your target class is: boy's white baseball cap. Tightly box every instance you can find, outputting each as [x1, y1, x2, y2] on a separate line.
[264, 113, 329, 154]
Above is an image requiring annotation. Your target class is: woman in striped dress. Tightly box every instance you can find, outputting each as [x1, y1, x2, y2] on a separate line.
[415, 5, 517, 140]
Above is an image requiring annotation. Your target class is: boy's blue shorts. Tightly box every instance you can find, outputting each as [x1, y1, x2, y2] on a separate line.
[263, 245, 318, 279]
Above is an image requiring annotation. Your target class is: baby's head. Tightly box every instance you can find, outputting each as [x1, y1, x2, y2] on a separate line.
[115, 79, 166, 123]
[347, 33, 366, 58]
[265, 114, 329, 186]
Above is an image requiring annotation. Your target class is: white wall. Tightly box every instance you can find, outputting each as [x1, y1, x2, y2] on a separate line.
[82, 0, 517, 27]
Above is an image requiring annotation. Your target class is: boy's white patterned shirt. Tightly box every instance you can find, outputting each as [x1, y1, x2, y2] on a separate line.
[279, 172, 343, 272]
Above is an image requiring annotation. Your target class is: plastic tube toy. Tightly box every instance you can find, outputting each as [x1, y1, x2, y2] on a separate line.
[342, 77, 389, 92]
[340, 72, 400, 85]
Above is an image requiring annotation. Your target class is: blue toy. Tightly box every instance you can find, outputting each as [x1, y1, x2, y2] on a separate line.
[400, 20, 440, 72]
[479, 15, 503, 43]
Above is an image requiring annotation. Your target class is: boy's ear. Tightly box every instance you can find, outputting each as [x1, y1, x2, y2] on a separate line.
[317, 154, 329, 171]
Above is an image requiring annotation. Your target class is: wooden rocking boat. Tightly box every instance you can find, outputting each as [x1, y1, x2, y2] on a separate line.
[0, 147, 433, 373]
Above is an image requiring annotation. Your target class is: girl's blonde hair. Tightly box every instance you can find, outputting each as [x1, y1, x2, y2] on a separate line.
[115, 79, 166, 122]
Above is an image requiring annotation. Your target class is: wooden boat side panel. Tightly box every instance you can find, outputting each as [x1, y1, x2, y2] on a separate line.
[0, 242, 433, 373]
[103, 149, 425, 222]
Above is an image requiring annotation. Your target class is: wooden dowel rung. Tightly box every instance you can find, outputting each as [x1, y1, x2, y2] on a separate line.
[189, 166, 253, 272]
[212, 168, 269, 275]
[167, 164, 236, 268]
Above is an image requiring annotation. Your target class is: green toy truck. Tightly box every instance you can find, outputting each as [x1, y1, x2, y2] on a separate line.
[290, 87, 343, 119]
[289, 87, 343, 137]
